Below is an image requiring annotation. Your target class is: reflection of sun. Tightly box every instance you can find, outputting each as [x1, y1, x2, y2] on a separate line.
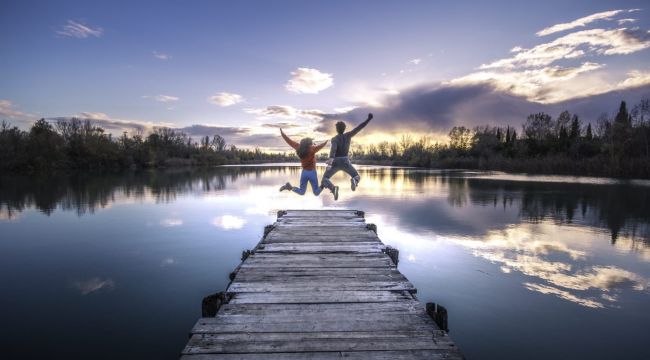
[212, 215, 247, 230]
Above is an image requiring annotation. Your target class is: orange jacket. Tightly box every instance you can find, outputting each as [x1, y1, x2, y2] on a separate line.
[281, 130, 327, 170]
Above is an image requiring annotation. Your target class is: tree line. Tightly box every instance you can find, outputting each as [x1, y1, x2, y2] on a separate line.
[351, 99, 650, 178]
[0, 118, 294, 172]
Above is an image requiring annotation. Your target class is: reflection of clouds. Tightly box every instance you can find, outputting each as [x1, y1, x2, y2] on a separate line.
[71, 277, 115, 295]
[211, 215, 246, 230]
[161, 257, 176, 266]
[448, 222, 648, 308]
[524, 283, 605, 309]
[160, 218, 183, 227]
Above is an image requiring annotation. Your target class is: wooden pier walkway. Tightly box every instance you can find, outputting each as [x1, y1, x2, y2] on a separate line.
[181, 209, 463, 359]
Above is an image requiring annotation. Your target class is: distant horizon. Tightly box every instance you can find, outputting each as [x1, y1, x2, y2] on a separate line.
[2, 0, 650, 151]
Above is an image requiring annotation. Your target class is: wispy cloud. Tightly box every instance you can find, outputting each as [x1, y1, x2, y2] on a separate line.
[153, 51, 170, 60]
[245, 105, 324, 120]
[143, 95, 179, 102]
[408, 58, 422, 65]
[209, 92, 244, 107]
[0, 99, 33, 120]
[285, 67, 334, 94]
[618, 18, 637, 25]
[481, 28, 650, 70]
[56, 20, 103, 38]
[536, 9, 632, 37]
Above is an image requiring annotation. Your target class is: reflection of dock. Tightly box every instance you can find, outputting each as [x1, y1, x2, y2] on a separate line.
[181, 209, 463, 359]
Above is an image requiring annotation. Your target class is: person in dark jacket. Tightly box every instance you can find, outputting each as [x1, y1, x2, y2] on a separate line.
[278, 129, 334, 197]
[321, 113, 373, 198]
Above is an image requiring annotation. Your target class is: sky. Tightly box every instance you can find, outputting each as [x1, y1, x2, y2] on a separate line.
[1, 0, 650, 150]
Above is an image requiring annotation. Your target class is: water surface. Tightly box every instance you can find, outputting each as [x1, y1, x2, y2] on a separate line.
[1, 165, 649, 359]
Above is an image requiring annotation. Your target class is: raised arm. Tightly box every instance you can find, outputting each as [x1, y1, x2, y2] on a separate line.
[280, 129, 299, 150]
[313, 140, 328, 152]
[346, 113, 373, 137]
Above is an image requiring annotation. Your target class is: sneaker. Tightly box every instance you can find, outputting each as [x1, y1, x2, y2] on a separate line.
[351, 177, 359, 191]
[333, 186, 339, 201]
[279, 182, 292, 192]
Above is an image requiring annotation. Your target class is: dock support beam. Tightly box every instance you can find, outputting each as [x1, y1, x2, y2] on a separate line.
[202, 292, 232, 317]
[383, 245, 399, 266]
[426, 302, 449, 332]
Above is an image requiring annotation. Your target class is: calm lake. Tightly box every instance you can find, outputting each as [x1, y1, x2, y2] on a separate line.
[1, 165, 649, 359]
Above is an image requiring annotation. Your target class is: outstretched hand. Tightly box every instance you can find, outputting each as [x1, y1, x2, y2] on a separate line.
[367, 113, 373, 121]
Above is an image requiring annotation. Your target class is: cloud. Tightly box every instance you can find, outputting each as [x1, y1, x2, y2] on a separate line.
[0, 99, 33, 120]
[143, 95, 179, 102]
[536, 9, 631, 36]
[618, 18, 637, 25]
[482, 28, 650, 70]
[153, 51, 170, 60]
[245, 105, 324, 120]
[56, 20, 103, 38]
[71, 277, 115, 295]
[315, 81, 650, 135]
[49, 112, 177, 134]
[452, 62, 606, 103]
[285, 67, 334, 94]
[408, 58, 422, 65]
[261, 122, 301, 129]
[209, 92, 244, 107]
[211, 215, 246, 229]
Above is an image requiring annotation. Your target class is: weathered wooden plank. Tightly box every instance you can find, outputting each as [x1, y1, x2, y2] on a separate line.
[181, 349, 461, 360]
[228, 280, 415, 292]
[217, 301, 423, 314]
[228, 290, 415, 304]
[190, 316, 439, 333]
[183, 331, 457, 354]
[257, 242, 385, 253]
[233, 267, 406, 278]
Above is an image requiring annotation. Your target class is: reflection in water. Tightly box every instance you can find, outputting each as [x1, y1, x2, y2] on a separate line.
[2, 165, 650, 359]
[71, 277, 115, 295]
[444, 222, 647, 308]
[2, 167, 650, 306]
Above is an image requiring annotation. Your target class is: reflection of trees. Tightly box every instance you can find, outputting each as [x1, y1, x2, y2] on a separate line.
[0, 166, 284, 218]
[461, 179, 650, 244]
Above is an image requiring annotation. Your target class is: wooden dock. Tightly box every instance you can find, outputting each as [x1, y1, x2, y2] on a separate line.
[181, 209, 463, 359]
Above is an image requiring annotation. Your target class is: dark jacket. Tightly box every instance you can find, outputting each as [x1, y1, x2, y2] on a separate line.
[329, 119, 371, 158]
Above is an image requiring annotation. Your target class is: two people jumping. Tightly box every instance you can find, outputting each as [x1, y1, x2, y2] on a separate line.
[279, 113, 373, 200]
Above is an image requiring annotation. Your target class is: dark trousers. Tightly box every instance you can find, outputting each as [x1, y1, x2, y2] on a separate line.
[321, 157, 360, 191]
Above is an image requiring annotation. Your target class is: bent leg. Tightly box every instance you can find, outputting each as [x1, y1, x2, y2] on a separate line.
[307, 170, 322, 195]
[340, 158, 360, 180]
[292, 170, 309, 195]
[320, 165, 340, 192]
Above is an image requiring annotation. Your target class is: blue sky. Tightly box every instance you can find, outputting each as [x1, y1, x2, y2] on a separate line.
[1, 0, 650, 149]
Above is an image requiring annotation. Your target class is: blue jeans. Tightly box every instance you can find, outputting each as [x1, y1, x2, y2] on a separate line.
[293, 169, 323, 195]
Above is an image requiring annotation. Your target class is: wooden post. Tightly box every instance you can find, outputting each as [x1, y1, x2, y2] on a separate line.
[241, 249, 252, 261]
[426, 302, 449, 332]
[355, 210, 365, 218]
[202, 292, 232, 317]
[263, 224, 275, 239]
[383, 245, 399, 266]
[366, 223, 377, 234]
[277, 210, 287, 218]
